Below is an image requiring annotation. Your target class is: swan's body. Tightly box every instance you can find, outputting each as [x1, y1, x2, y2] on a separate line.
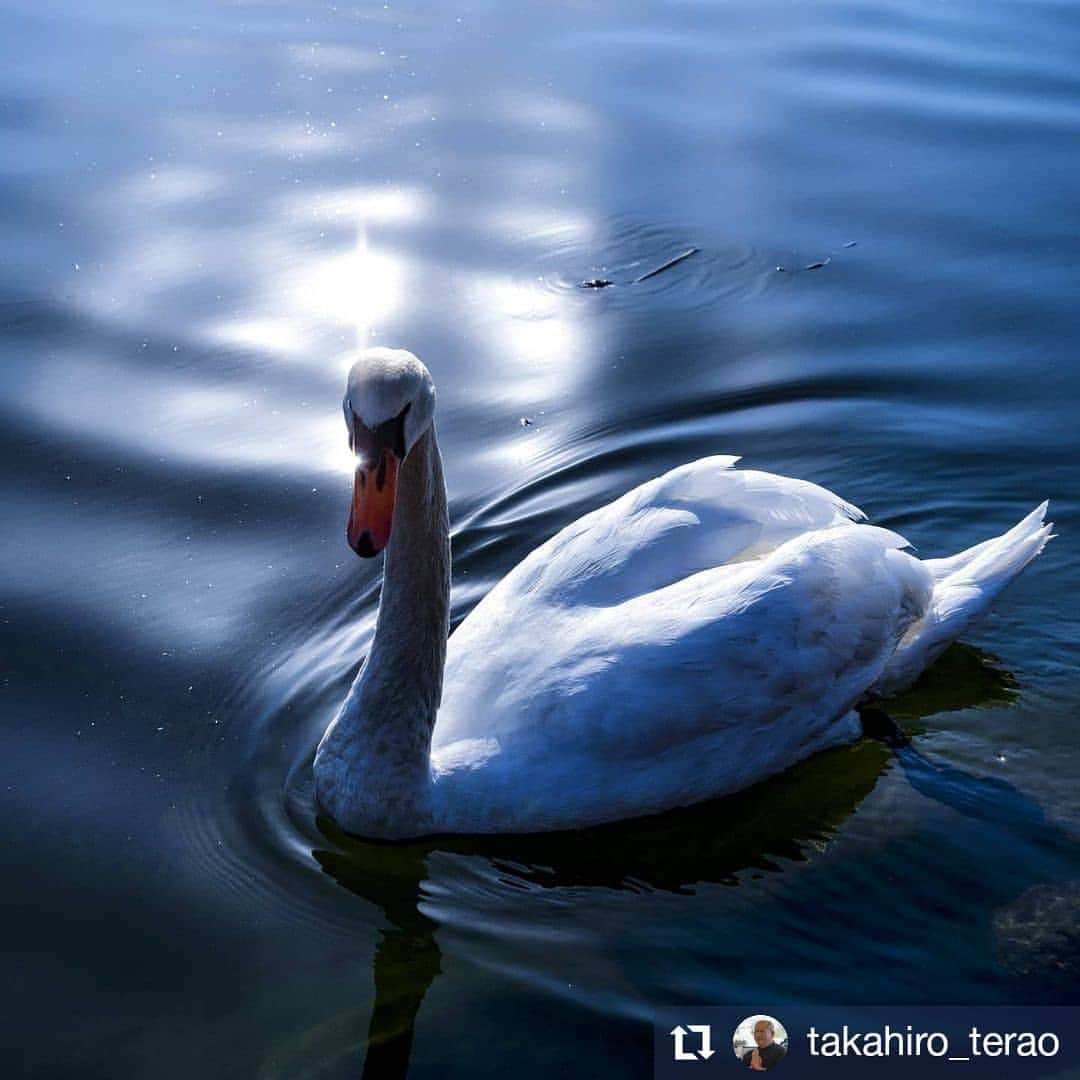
[314, 349, 1052, 839]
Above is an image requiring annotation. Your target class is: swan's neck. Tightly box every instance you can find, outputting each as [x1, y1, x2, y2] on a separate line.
[367, 425, 450, 722]
[315, 426, 450, 838]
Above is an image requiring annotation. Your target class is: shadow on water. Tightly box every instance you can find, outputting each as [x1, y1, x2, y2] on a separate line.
[885, 641, 1019, 726]
[883, 646, 1075, 846]
[305, 644, 1077, 1078]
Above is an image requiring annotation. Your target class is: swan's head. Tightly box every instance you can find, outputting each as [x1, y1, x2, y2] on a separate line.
[343, 347, 435, 557]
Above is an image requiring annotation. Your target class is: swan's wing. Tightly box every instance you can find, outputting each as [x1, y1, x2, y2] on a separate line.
[436, 458, 868, 748]
[434, 522, 931, 830]
[480, 455, 866, 611]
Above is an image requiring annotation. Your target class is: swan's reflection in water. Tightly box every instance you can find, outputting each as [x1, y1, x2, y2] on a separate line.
[304, 644, 1076, 1078]
[316, 844, 440, 1080]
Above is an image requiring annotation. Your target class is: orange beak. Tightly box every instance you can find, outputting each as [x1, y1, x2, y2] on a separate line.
[347, 447, 400, 557]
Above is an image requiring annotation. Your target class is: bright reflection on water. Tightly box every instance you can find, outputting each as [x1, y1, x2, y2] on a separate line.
[2, 0, 1080, 1075]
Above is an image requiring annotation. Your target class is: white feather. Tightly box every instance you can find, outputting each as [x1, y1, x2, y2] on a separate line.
[316, 352, 1054, 838]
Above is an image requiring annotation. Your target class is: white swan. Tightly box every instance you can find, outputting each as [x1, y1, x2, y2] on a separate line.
[313, 348, 1053, 839]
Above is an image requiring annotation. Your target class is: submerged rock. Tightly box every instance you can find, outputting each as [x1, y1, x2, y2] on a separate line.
[994, 881, 1080, 983]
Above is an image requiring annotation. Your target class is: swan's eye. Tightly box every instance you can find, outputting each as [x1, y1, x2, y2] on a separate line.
[344, 400, 356, 450]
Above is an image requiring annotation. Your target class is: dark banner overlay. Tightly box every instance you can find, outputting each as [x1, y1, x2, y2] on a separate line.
[654, 1007, 1080, 1079]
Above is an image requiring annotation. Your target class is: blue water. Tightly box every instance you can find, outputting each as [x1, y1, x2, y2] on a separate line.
[2, 0, 1079, 1075]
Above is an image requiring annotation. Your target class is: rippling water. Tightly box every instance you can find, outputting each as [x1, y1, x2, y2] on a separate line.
[3, 0, 1079, 1075]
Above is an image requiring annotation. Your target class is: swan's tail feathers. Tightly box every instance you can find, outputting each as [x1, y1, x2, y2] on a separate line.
[922, 501, 1053, 588]
[875, 502, 1053, 697]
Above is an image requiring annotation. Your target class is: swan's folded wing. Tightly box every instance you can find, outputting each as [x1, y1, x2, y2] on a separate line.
[497, 456, 866, 610]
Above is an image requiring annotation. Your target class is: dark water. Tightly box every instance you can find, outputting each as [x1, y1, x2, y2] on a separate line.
[3, 0, 1079, 1075]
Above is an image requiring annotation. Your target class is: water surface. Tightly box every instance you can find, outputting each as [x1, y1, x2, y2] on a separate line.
[3, 0, 1079, 1075]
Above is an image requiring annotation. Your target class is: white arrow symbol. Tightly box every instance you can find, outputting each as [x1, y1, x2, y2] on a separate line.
[688, 1025, 716, 1059]
[670, 1026, 698, 1061]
